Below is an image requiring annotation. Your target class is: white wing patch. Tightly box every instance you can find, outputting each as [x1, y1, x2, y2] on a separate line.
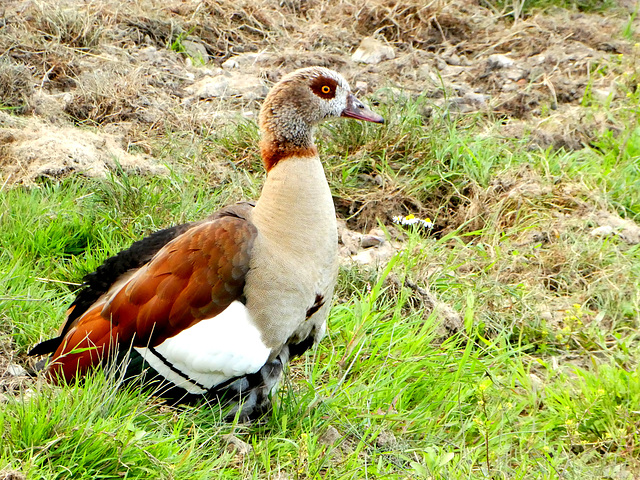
[134, 301, 271, 394]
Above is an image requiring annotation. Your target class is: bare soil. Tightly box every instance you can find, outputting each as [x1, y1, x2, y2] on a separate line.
[0, 0, 638, 184]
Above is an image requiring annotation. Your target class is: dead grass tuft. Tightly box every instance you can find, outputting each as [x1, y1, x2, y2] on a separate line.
[64, 68, 147, 124]
[0, 117, 166, 184]
[33, 1, 107, 49]
[0, 58, 34, 113]
[351, 0, 476, 49]
[198, 0, 279, 56]
[335, 179, 427, 232]
[443, 167, 600, 238]
[502, 106, 612, 150]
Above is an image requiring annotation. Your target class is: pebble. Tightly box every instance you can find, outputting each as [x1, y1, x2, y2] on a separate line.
[221, 52, 271, 69]
[7, 364, 27, 376]
[590, 225, 615, 237]
[487, 54, 515, 69]
[181, 39, 209, 63]
[221, 434, 253, 455]
[360, 234, 385, 248]
[319, 425, 341, 446]
[352, 37, 395, 64]
[185, 73, 268, 101]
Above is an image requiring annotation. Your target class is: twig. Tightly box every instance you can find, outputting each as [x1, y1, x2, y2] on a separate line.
[35, 277, 82, 286]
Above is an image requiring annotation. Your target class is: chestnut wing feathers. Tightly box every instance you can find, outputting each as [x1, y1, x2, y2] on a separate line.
[104, 215, 257, 346]
[30, 204, 258, 383]
[45, 215, 258, 380]
[29, 202, 256, 358]
[28, 221, 198, 357]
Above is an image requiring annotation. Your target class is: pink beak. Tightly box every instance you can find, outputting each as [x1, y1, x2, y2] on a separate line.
[341, 93, 384, 124]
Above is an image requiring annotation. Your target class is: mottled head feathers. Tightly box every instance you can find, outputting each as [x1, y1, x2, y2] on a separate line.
[259, 67, 382, 172]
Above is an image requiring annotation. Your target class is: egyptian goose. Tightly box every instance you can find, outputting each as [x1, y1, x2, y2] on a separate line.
[29, 66, 384, 419]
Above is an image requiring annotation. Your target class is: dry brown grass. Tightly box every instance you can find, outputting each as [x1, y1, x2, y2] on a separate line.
[0, 58, 34, 114]
[63, 68, 148, 124]
[32, 1, 107, 49]
[0, 0, 637, 183]
[1, 0, 632, 111]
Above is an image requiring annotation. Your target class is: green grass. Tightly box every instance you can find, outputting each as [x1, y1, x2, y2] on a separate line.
[482, 0, 619, 17]
[2, 71, 640, 479]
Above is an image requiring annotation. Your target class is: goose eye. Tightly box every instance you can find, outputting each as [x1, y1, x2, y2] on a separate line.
[311, 77, 338, 99]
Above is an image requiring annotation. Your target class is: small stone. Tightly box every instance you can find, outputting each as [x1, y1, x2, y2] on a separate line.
[529, 53, 547, 66]
[501, 80, 518, 92]
[376, 430, 397, 449]
[181, 39, 209, 63]
[487, 54, 515, 69]
[351, 37, 395, 64]
[16, 389, 36, 402]
[360, 235, 385, 248]
[186, 75, 229, 98]
[464, 92, 489, 106]
[355, 81, 368, 93]
[602, 464, 633, 480]
[435, 57, 448, 71]
[185, 73, 268, 101]
[417, 64, 439, 82]
[7, 364, 27, 376]
[201, 67, 222, 76]
[271, 473, 293, 480]
[222, 53, 271, 68]
[0, 469, 26, 480]
[339, 224, 361, 255]
[319, 425, 341, 446]
[136, 45, 159, 62]
[221, 434, 253, 455]
[351, 241, 396, 266]
[592, 210, 640, 244]
[505, 68, 527, 82]
[529, 373, 544, 392]
[591, 87, 615, 103]
[540, 311, 553, 321]
[590, 225, 615, 238]
[444, 53, 462, 66]
[447, 91, 490, 113]
[221, 58, 239, 69]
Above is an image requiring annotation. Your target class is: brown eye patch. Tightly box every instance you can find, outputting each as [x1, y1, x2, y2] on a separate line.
[310, 76, 338, 99]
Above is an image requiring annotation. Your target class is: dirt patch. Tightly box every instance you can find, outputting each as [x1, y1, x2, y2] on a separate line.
[0, 470, 26, 480]
[0, 335, 34, 403]
[501, 106, 612, 150]
[0, 0, 637, 181]
[0, 113, 166, 184]
[588, 209, 640, 244]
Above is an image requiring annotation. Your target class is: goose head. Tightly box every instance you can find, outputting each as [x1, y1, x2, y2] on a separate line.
[259, 67, 384, 171]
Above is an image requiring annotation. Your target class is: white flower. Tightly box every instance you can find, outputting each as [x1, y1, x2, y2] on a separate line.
[392, 214, 433, 229]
